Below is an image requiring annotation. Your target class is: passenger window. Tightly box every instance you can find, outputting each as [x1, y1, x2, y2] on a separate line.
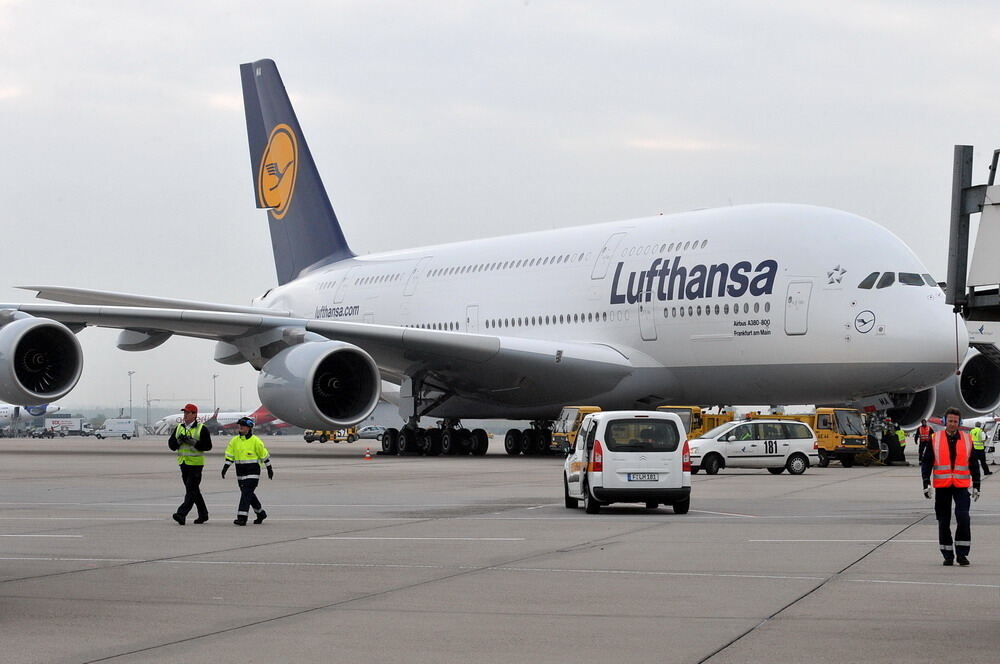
[899, 272, 923, 286]
[876, 272, 895, 289]
[858, 272, 879, 289]
[783, 423, 812, 439]
[729, 425, 753, 441]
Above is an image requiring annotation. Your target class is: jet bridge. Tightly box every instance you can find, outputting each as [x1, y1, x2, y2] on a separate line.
[946, 145, 1000, 367]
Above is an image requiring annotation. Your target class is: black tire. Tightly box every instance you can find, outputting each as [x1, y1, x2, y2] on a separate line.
[564, 476, 578, 509]
[672, 497, 690, 514]
[817, 449, 830, 468]
[319, 434, 329, 443]
[703, 454, 722, 475]
[398, 428, 417, 455]
[382, 428, 399, 455]
[425, 429, 442, 456]
[786, 453, 808, 475]
[645, 502, 658, 509]
[691, 467, 700, 474]
[348, 434, 358, 443]
[522, 429, 538, 455]
[839, 454, 855, 468]
[471, 429, 489, 456]
[583, 482, 600, 514]
[504, 429, 522, 456]
[767, 467, 785, 475]
[122, 434, 129, 440]
[441, 429, 458, 456]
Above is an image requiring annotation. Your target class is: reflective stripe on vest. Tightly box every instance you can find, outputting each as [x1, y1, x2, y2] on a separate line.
[971, 428, 985, 450]
[175, 422, 205, 466]
[931, 431, 972, 488]
[917, 426, 933, 443]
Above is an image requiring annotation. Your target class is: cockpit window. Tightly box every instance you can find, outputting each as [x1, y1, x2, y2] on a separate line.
[876, 272, 895, 289]
[922, 274, 937, 287]
[899, 272, 923, 286]
[858, 272, 879, 289]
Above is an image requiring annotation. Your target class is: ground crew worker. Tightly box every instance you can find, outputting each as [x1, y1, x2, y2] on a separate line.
[914, 419, 933, 463]
[895, 424, 908, 464]
[168, 404, 212, 525]
[970, 422, 992, 476]
[221, 417, 273, 525]
[882, 420, 899, 465]
[922, 407, 981, 566]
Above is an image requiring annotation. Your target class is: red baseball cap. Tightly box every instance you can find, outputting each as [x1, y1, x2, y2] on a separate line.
[182, 404, 198, 413]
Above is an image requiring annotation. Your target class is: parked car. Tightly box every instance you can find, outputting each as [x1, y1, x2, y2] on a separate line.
[688, 419, 818, 475]
[357, 425, 386, 441]
[29, 428, 57, 439]
[564, 410, 691, 514]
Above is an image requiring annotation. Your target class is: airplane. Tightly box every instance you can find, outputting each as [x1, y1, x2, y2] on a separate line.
[0, 402, 59, 430]
[152, 404, 282, 435]
[0, 58, 993, 458]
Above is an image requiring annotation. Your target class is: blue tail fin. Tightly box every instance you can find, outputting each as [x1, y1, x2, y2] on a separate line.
[241, 59, 354, 285]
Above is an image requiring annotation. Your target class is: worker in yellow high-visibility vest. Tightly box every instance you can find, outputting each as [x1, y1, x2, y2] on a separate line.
[970, 422, 992, 476]
[168, 404, 213, 525]
[221, 417, 274, 525]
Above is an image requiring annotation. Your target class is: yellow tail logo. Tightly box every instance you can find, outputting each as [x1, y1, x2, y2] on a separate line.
[258, 124, 298, 219]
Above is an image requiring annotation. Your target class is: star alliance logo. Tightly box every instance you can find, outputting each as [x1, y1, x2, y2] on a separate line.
[827, 265, 846, 284]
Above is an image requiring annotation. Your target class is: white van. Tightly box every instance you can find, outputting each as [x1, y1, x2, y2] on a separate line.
[689, 419, 818, 475]
[563, 411, 691, 514]
[95, 418, 139, 440]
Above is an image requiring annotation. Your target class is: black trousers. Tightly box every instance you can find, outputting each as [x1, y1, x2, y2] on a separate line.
[934, 486, 971, 560]
[237, 477, 263, 518]
[177, 464, 208, 519]
[972, 449, 991, 474]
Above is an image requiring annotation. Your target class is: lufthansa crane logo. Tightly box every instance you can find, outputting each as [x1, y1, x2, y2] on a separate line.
[258, 124, 298, 219]
[854, 310, 875, 334]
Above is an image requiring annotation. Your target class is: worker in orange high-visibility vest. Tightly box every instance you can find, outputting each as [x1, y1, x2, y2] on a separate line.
[921, 407, 981, 566]
[913, 419, 933, 464]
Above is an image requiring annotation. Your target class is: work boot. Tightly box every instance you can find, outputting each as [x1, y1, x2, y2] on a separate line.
[957, 555, 970, 566]
[171, 513, 185, 526]
[233, 517, 247, 526]
[942, 559, 954, 566]
[193, 515, 209, 524]
[253, 510, 268, 525]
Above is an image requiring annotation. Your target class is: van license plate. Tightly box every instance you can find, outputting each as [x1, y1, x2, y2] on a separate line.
[627, 473, 658, 481]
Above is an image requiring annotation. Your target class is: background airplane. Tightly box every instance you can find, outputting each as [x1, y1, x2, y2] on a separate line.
[0, 59, 992, 457]
[0, 402, 60, 431]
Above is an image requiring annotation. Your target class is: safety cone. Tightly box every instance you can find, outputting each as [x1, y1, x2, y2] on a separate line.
[363, 448, 372, 460]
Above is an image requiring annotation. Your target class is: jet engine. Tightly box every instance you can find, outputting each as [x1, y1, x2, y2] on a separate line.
[257, 341, 381, 429]
[885, 389, 936, 430]
[933, 348, 1000, 418]
[0, 316, 83, 406]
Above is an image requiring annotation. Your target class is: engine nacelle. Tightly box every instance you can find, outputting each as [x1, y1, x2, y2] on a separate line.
[0, 317, 83, 406]
[933, 348, 1000, 418]
[885, 388, 936, 430]
[257, 341, 381, 429]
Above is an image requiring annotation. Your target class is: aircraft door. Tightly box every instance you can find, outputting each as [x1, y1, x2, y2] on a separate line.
[784, 281, 812, 335]
[591, 232, 628, 279]
[638, 300, 657, 341]
[466, 305, 479, 333]
[333, 268, 356, 303]
[403, 257, 433, 296]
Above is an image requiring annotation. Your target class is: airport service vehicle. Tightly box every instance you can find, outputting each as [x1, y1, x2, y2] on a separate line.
[564, 411, 691, 514]
[303, 427, 357, 443]
[749, 409, 867, 467]
[0, 59, 982, 460]
[29, 428, 57, 439]
[550, 406, 602, 455]
[657, 406, 736, 440]
[44, 417, 92, 436]
[356, 425, 385, 441]
[688, 419, 818, 475]
[95, 419, 138, 440]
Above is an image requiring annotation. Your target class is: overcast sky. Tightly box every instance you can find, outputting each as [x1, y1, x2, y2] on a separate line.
[2, 1, 999, 415]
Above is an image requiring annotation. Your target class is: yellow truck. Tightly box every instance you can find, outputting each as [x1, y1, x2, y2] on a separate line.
[747, 408, 868, 467]
[551, 406, 603, 454]
[656, 406, 735, 440]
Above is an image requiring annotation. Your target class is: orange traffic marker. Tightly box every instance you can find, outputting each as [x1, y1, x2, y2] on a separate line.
[363, 448, 372, 460]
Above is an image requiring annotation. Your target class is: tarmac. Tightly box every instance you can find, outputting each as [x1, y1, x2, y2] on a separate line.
[0, 435, 996, 664]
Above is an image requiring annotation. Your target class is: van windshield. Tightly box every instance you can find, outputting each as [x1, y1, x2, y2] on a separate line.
[604, 419, 680, 452]
[835, 410, 866, 436]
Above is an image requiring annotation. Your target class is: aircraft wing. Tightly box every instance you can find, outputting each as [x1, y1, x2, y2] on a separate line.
[0, 302, 642, 404]
[20, 286, 290, 316]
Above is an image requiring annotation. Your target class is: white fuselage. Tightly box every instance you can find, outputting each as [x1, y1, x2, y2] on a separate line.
[255, 204, 963, 418]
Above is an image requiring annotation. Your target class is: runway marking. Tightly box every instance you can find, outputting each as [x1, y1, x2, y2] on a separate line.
[691, 509, 757, 517]
[0, 534, 82, 538]
[308, 536, 525, 541]
[851, 578, 1000, 589]
[749, 539, 937, 543]
[0, 502, 543, 508]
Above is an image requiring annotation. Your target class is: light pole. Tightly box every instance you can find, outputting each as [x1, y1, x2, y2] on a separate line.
[128, 371, 136, 418]
[212, 374, 219, 412]
[239, 386, 244, 412]
[145, 384, 150, 426]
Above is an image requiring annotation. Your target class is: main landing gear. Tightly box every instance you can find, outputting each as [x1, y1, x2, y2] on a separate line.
[504, 421, 555, 456]
[381, 420, 489, 457]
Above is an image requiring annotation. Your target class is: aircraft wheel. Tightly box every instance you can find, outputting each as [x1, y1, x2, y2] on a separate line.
[398, 428, 418, 455]
[425, 429, 442, 456]
[504, 429, 522, 456]
[471, 429, 489, 456]
[382, 428, 399, 454]
[441, 429, 459, 456]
